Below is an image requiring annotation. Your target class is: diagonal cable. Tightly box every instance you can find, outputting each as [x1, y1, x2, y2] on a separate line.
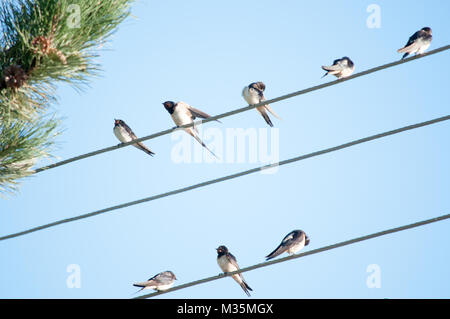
[135, 213, 450, 299]
[1, 115, 448, 242]
[33, 45, 450, 173]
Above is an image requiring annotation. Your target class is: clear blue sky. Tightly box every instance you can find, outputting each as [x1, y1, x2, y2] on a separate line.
[1, 0, 449, 299]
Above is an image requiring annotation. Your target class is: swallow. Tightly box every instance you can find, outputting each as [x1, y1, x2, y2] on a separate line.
[113, 119, 155, 156]
[163, 101, 219, 158]
[216, 245, 253, 297]
[398, 27, 432, 60]
[133, 271, 177, 293]
[265, 230, 310, 261]
[322, 57, 355, 79]
[242, 82, 281, 127]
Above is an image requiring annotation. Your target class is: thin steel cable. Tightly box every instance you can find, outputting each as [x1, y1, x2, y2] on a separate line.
[33, 45, 450, 174]
[1, 115, 448, 242]
[134, 213, 450, 299]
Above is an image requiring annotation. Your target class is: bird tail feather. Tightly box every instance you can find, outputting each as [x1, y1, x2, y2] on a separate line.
[264, 104, 281, 120]
[187, 129, 218, 159]
[240, 281, 253, 297]
[134, 142, 155, 156]
[265, 244, 286, 261]
[257, 107, 273, 127]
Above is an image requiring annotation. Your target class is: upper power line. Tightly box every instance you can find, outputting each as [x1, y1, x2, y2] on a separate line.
[33, 45, 450, 174]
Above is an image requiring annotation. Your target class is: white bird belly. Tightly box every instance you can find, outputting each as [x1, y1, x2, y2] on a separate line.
[218, 256, 238, 273]
[287, 240, 305, 255]
[114, 126, 132, 143]
[156, 283, 174, 291]
[417, 42, 431, 54]
[243, 88, 260, 105]
[171, 108, 192, 126]
[340, 67, 354, 78]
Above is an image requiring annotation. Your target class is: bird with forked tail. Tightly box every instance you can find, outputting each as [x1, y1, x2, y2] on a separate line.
[242, 81, 281, 127]
[133, 270, 177, 293]
[266, 230, 310, 261]
[113, 119, 155, 156]
[398, 27, 432, 60]
[322, 57, 355, 79]
[216, 245, 253, 297]
[163, 101, 219, 158]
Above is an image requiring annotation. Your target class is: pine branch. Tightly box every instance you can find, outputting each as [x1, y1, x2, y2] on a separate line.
[0, 0, 134, 195]
[0, 116, 59, 196]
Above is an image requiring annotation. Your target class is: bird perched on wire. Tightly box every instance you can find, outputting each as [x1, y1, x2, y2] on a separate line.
[265, 230, 310, 261]
[216, 245, 253, 297]
[242, 82, 281, 127]
[397, 27, 432, 60]
[113, 119, 155, 156]
[322, 57, 355, 79]
[133, 271, 177, 293]
[163, 101, 219, 158]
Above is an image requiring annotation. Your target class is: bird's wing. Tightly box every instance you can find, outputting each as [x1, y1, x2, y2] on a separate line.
[265, 243, 288, 260]
[398, 31, 421, 52]
[122, 124, 154, 156]
[188, 106, 221, 123]
[133, 279, 155, 288]
[228, 253, 249, 287]
[266, 231, 302, 260]
[406, 30, 421, 47]
[281, 231, 296, 244]
[156, 272, 173, 284]
[227, 252, 241, 271]
[122, 122, 138, 139]
[322, 60, 344, 71]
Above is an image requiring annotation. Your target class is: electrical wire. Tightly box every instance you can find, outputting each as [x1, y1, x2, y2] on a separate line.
[1, 114, 448, 242]
[134, 212, 450, 299]
[33, 45, 450, 174]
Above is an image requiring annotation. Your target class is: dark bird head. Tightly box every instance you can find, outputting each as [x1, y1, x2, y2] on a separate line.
[421, 27, 432, 35]
[166, 271, 177, 280]
[342, 57, 354, 67]
[114, 119, 124, 127]
[216, 245, 229, 255]
[163, 101, 176, 114]
[305, 235, 310, 246]
[249, 81, 266, 92]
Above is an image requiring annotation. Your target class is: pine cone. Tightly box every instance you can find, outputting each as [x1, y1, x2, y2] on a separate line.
[32, 36, 52, 54]
[32, 36, 67, 65]
[3, 65, 28, 89]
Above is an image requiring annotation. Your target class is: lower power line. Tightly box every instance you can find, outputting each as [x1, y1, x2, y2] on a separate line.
[135, 212, 450, 299]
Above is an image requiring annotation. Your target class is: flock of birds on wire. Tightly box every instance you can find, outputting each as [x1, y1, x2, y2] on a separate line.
[112, 27, 434, 296]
